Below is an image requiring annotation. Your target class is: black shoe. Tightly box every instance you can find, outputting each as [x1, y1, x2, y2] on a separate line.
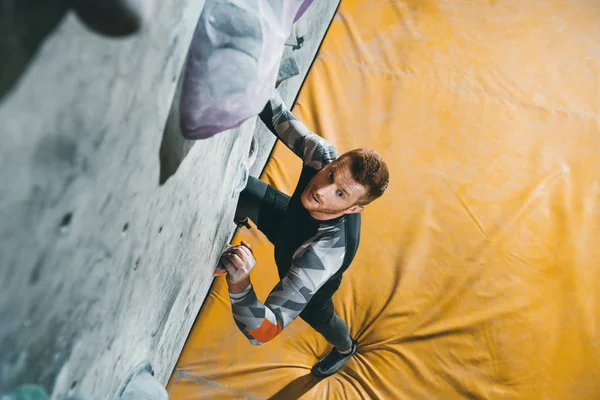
[235, 217, 251, 229]
[311, 340, 357, 378]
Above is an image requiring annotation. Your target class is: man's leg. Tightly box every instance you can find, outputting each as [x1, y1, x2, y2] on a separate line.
[234, 175, 267, 225]
[300, 299, 357, 378]
[234, 175, 289, 245]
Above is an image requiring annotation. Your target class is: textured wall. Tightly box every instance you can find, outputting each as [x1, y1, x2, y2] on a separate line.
[0, 0, 338, 398]
[0, 2, 212, 397]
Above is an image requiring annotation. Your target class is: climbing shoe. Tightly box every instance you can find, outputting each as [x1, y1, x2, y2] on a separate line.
[311, 339, 357, 378]
[235, 217, 251, 229]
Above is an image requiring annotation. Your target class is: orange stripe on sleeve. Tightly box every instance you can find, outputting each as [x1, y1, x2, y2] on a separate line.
[248, 318, 283, 343]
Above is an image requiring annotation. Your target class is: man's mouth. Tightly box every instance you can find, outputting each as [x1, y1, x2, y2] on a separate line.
[311, 189, 319, 204]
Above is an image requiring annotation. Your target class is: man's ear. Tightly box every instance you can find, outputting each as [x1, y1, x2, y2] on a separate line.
[345, 204, 364, 215]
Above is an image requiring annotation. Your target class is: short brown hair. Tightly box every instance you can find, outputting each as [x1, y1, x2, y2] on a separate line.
[339, 148, 389, 205]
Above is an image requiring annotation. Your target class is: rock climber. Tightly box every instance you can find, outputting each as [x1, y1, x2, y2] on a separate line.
[215, 89, 389, 378]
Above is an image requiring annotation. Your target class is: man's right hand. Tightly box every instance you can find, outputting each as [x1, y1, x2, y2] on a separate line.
[218, 241, 256, 293]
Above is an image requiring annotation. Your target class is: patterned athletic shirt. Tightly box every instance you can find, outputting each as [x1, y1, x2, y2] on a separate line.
[229, 90, 361, 346]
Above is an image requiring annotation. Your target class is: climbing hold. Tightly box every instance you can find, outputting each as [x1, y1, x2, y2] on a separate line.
[71, 0, 156, 37]
[116, 362, 167, 400]
[179, 0, 315, 140]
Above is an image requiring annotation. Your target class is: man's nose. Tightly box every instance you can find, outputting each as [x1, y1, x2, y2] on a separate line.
[315, 184, 332, 199]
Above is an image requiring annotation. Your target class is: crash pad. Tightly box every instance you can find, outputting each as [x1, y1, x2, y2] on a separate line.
[167, 0, 600, 398]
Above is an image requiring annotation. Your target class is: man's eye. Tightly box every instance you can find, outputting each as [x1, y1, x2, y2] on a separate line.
[337, 190, 344, 198]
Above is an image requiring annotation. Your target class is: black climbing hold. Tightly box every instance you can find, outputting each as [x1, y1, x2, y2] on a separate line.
[59, 212, 73, 233]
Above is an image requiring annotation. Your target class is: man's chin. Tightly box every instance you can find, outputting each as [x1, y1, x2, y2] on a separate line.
[300, 197, 313, 211]
[300, 194, 318, 212]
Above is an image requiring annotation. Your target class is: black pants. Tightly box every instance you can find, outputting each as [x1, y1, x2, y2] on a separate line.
[235, 176, 353, 350]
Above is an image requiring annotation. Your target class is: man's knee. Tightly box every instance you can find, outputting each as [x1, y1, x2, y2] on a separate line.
[234, 176, 267, 224]
[234, 191, 255, 222]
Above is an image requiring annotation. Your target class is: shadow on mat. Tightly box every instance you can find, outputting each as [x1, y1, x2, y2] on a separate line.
[268, 373, 322, 400]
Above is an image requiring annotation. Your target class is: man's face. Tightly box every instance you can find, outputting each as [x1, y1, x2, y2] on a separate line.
[301, 157, 368, 218]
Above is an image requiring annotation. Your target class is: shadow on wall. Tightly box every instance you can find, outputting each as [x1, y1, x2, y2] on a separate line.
[157, 66, 260, 187]
[158, 64, 196, 186]
[0, 0, 154, 102]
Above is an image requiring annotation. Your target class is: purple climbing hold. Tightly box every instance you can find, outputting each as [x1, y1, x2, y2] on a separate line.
[179, 0, 314, 140]
[294, 0, 314, 23]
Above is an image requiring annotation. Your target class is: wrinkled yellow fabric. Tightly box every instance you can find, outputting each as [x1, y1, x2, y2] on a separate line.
[168, 1, 600, 398]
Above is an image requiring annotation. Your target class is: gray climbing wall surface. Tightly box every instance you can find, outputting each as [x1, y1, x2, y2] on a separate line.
[0, 0, 340, 398]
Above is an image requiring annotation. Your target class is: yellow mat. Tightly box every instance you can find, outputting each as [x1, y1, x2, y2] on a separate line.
[168, 1, 600, 398]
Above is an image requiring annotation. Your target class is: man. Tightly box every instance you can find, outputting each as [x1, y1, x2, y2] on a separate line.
[216, 89, 389, 377]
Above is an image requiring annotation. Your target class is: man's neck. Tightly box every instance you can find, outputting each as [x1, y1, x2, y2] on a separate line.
[308, 209, 346, 221]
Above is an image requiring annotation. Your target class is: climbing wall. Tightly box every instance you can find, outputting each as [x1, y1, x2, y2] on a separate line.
[0, 0, 338, 398]
[167, 0, 600, 399]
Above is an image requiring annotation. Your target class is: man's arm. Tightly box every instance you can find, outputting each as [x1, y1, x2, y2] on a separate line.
[229, 235, 345, 345]
[259, 90, 339, 169]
